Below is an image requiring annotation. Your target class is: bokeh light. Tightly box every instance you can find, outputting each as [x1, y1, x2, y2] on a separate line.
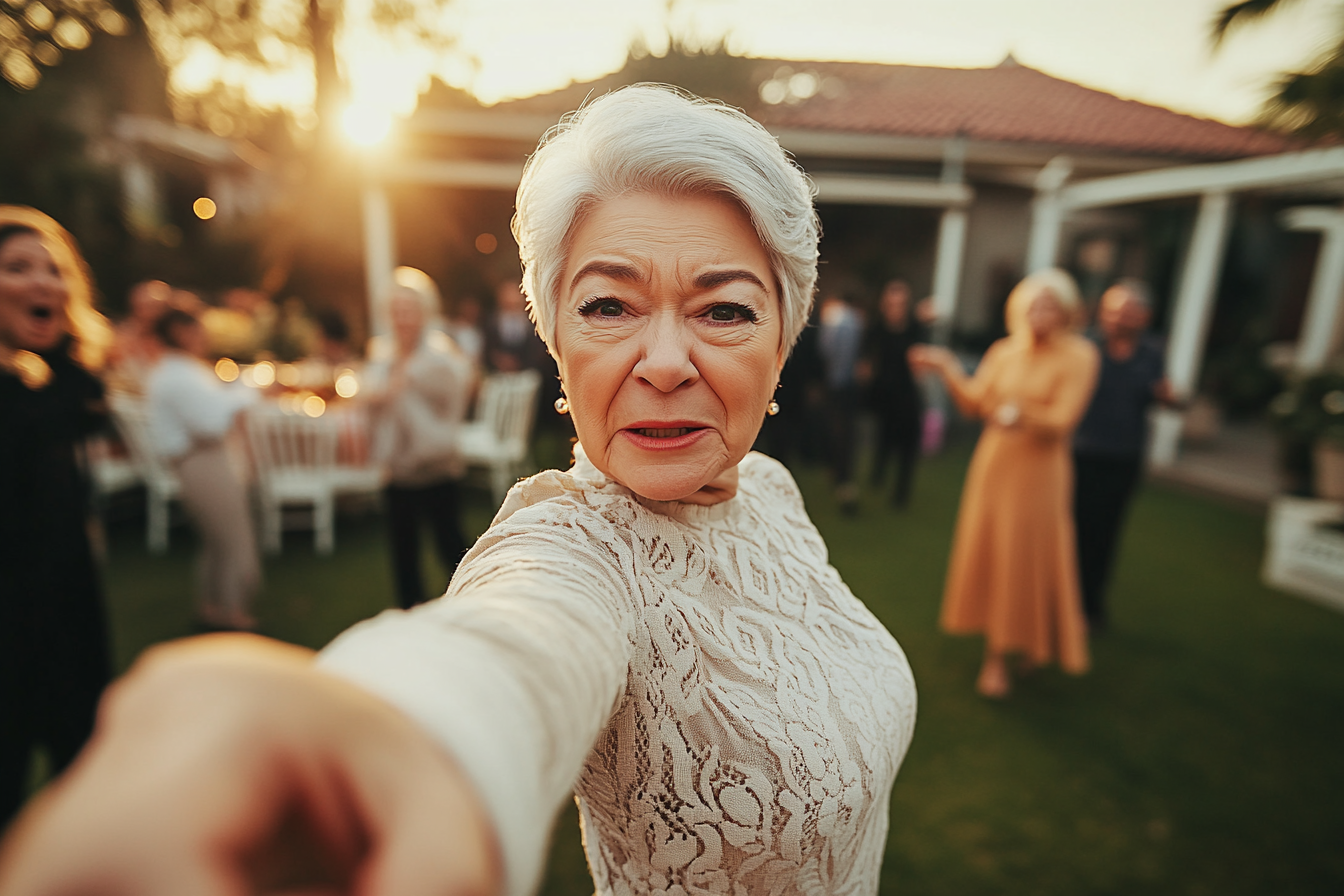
[475, 233, 498, 254]
[278, 363, 300, 387]
[302, 394, 327, 418]
[335, 370, 360, 398]
[214, 357, 239, 382]
[251, 360, 276, 387]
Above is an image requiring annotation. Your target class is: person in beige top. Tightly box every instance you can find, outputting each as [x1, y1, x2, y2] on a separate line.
[0, 86, 917, 896]
[364, 270, 475, 608]
[911, 269, 1100, 698]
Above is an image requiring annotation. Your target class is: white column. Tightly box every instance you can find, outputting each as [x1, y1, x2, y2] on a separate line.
[362, 183, 396, 338]
[1025, 156, 1073, 273]
[930, 206, 967, 343]
[1150, 189, 1234, 467]
[1281, 205, 1344, 372]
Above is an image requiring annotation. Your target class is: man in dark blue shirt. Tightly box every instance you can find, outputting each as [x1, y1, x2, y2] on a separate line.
[1073, 280, 1173, 632]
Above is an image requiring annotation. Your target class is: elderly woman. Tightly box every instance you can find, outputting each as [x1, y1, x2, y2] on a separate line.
[0, 87, 916, 896]
[910, 269, 1099, 698]
[364, 268, 475, 608]
[0, 207, 115, 828]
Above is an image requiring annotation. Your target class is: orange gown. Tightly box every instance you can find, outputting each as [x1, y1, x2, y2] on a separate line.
[939, 331, 1100, 672]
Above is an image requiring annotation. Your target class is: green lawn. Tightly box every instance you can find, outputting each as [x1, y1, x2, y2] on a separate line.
[95, 437, 1344, 896]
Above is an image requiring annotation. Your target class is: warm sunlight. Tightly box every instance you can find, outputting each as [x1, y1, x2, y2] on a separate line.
[341, 103, 392, 146]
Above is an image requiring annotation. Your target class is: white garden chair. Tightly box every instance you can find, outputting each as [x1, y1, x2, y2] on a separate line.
[107, 393, 181, 553]
[459, 370, 542, 504]
[246, 407, 341, 555]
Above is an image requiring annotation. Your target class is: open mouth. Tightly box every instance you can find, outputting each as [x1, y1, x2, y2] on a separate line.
[634, 427, 696, 438]
[29, 306, 53, 321]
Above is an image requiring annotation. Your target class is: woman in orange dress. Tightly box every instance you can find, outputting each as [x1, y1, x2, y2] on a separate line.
[910, 269, 1099, 697]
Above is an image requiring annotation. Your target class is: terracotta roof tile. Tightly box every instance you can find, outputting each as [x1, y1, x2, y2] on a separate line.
[496, 59, 1296, 161]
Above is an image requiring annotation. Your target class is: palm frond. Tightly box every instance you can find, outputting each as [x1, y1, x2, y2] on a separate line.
[1212, 0, 1295, 45]
[1258, 51, 1344, 138]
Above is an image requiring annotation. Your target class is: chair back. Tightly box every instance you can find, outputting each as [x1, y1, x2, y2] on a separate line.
[475, 370, 541, 457]
[246, 408, 339, 483]
[107, 393, 178, 493]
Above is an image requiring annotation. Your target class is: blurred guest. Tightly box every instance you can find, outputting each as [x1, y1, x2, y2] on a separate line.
[817, 291, 864, 514]
[860, 279, 928, 508]
[0, 206, 115, 826]
[485, 278, 561, 426]
[202, 287, 272, 361]
[445, 293, 484, 370]
[483, 279, 547, 374]
[269, 296, 320, 362]
[147, 307, 261, 631]
[1073, 280, 1172, 632]
[910, 269, 1099, 697]
[293, 306, 359, 391]
[313, 307, 355, 367]
[365, 273, 474, 609]
[758, 305, 822, 465]
[107, 279, 169, 393]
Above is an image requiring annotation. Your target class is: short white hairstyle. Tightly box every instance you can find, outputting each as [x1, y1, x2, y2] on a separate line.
[388, 266, 441, 315]
[1005, 267, 1083, 335]
[512, 84, 820, 355]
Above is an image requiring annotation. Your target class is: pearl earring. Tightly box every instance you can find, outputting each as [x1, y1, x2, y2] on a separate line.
[554, 395, 570, 415]
[767, 400, 780, 416]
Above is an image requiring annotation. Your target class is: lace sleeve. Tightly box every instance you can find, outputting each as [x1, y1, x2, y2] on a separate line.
[318, 490, 638, 896]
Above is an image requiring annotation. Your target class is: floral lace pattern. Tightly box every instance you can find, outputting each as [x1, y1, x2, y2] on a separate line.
[479, 448, 917, 896]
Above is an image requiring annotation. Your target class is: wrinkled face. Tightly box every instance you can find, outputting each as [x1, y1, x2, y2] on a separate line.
[1098, 286, 1150, 340]
[389, 293, 426, 354]
[1024, 288, 1066, 341]
[0, 231, 69, 353]
[554, 192, 785, 502]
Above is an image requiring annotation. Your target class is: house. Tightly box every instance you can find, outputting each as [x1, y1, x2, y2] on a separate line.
[361, 56, 1344, 467]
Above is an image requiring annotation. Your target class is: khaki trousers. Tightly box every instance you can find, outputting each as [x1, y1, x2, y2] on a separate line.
[175, 443, 260, 622]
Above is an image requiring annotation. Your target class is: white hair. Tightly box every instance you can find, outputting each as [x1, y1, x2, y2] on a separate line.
[1005, 267, 1083, 335]
[512, 84, 820, 355]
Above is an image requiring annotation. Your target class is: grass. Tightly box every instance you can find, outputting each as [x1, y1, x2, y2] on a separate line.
[91, 433, 1344, 895]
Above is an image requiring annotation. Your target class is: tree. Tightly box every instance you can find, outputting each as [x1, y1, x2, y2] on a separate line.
[132, 0, 457, 146]
[1215, 0, 1344, 138]
[0, 1, 131, 90]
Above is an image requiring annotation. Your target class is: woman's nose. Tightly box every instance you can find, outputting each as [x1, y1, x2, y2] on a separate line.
[632, 317, 698, 392]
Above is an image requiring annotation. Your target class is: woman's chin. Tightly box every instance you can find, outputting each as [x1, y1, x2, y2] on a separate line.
[627, 479, 706, 503]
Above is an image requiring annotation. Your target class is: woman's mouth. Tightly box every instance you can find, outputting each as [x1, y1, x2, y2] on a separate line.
[621, 425, 708, 450]
[635, 427, 694, 438]
[29, 305, 53, 321]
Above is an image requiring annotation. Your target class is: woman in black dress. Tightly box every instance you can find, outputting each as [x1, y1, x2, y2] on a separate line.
[0, 206, 115, 827]
[862, 279, 928, 507]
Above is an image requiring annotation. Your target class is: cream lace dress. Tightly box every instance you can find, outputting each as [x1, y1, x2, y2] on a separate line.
[320, 445, 917, 896]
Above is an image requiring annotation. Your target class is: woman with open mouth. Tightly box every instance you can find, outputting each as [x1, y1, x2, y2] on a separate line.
[0, 89, 917, 896]
[0, 206, 115, 831]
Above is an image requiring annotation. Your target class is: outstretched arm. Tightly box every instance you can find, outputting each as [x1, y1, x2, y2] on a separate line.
[1, 499, 637, 896]
[0, 634, 501, 896]
[908, 343, 1002, 419]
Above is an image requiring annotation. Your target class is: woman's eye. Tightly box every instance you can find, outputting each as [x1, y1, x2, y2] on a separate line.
[707, 303, 756, 323]
[580, 298, 625, 318]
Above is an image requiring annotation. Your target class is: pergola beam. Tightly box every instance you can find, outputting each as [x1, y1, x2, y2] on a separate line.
[1060, 147, 1344, 211]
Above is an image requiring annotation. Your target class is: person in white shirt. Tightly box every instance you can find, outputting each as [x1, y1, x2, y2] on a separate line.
[145, 306, 260, 630]
[0, 87, 916, 896]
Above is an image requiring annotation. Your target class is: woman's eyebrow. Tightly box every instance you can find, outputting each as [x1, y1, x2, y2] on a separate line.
[570, 260, 643, 289]
[695, 269, 767, 292]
